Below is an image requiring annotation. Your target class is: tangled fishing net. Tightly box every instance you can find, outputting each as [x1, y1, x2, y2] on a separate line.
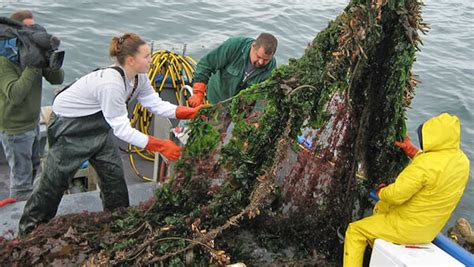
[0, 0, 428, 265]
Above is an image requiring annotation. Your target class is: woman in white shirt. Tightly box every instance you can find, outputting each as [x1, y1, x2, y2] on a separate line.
[19, 33, 202, 236]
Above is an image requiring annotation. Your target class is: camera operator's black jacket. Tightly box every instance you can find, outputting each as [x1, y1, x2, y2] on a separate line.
[0, 17, 60, 69]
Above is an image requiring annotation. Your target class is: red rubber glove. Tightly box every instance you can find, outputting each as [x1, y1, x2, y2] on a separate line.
[175, 105, 208, 120]
[376, 183, 387, 197]
[0, 198, 16, 207]
[395, 136, 420, 159]
[188, 82, 206, 107]
[145, 136, 182, 161]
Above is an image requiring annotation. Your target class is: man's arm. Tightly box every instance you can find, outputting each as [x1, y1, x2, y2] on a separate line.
[0, 57, 41, 105]
[193, 37, 242, 83]
[43, 68, 64, 85]
[379, 159, 427, 205]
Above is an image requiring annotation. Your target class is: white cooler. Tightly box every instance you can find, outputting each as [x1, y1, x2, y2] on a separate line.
[370, 239, 465, 267]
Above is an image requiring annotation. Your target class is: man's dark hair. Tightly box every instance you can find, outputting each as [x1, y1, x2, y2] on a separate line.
[255, 33, 278, 55]
[10, 10, 34, 23]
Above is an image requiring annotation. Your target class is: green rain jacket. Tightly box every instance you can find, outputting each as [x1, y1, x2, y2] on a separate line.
[0, 56, 64, 134]
[378, 113, 470, 242]
[193, 36, 276, 104]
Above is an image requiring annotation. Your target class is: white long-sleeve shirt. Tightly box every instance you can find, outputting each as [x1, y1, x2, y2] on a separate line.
[53, 66, 177, 148]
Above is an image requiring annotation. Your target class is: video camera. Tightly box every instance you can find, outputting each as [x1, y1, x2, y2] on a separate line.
[23, 23, 65, 70]
[0, 17, 65, 70]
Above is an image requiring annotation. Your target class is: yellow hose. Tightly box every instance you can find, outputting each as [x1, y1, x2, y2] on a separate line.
[128, 49, 197, 181]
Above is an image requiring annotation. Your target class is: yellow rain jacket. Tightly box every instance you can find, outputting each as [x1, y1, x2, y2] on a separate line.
[343, 113, 470, 267]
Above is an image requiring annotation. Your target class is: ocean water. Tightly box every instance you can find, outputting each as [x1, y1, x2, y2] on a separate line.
[1, 0, 472, 231]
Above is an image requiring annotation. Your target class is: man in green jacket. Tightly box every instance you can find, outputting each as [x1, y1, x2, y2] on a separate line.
[188, 33, 277, 106]
[0, 10, 64, 202]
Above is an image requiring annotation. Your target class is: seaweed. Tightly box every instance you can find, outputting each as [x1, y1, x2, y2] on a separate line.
[0, 0, 428, 265]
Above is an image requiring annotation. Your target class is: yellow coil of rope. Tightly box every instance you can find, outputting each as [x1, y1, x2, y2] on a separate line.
[128, 49, 196, 181]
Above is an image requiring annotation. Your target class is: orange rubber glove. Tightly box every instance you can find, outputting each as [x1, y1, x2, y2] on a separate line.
[0, 197, 16, 207]
[188, 82, 206, 107]
[175, 105, 208, 120]
[145, 136, 182, 161]
[395, 135, 420, 159]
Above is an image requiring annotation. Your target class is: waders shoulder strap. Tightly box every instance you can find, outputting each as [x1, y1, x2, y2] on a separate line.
[109, 66, 139, 105]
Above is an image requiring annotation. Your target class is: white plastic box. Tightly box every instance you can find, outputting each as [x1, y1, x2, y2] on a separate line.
[370, 239, 464, 267]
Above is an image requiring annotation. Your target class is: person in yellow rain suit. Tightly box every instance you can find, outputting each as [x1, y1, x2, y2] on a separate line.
[343, 112, 470, 267]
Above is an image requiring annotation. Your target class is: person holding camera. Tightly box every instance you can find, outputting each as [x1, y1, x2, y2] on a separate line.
[0, 10, 64, 203]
